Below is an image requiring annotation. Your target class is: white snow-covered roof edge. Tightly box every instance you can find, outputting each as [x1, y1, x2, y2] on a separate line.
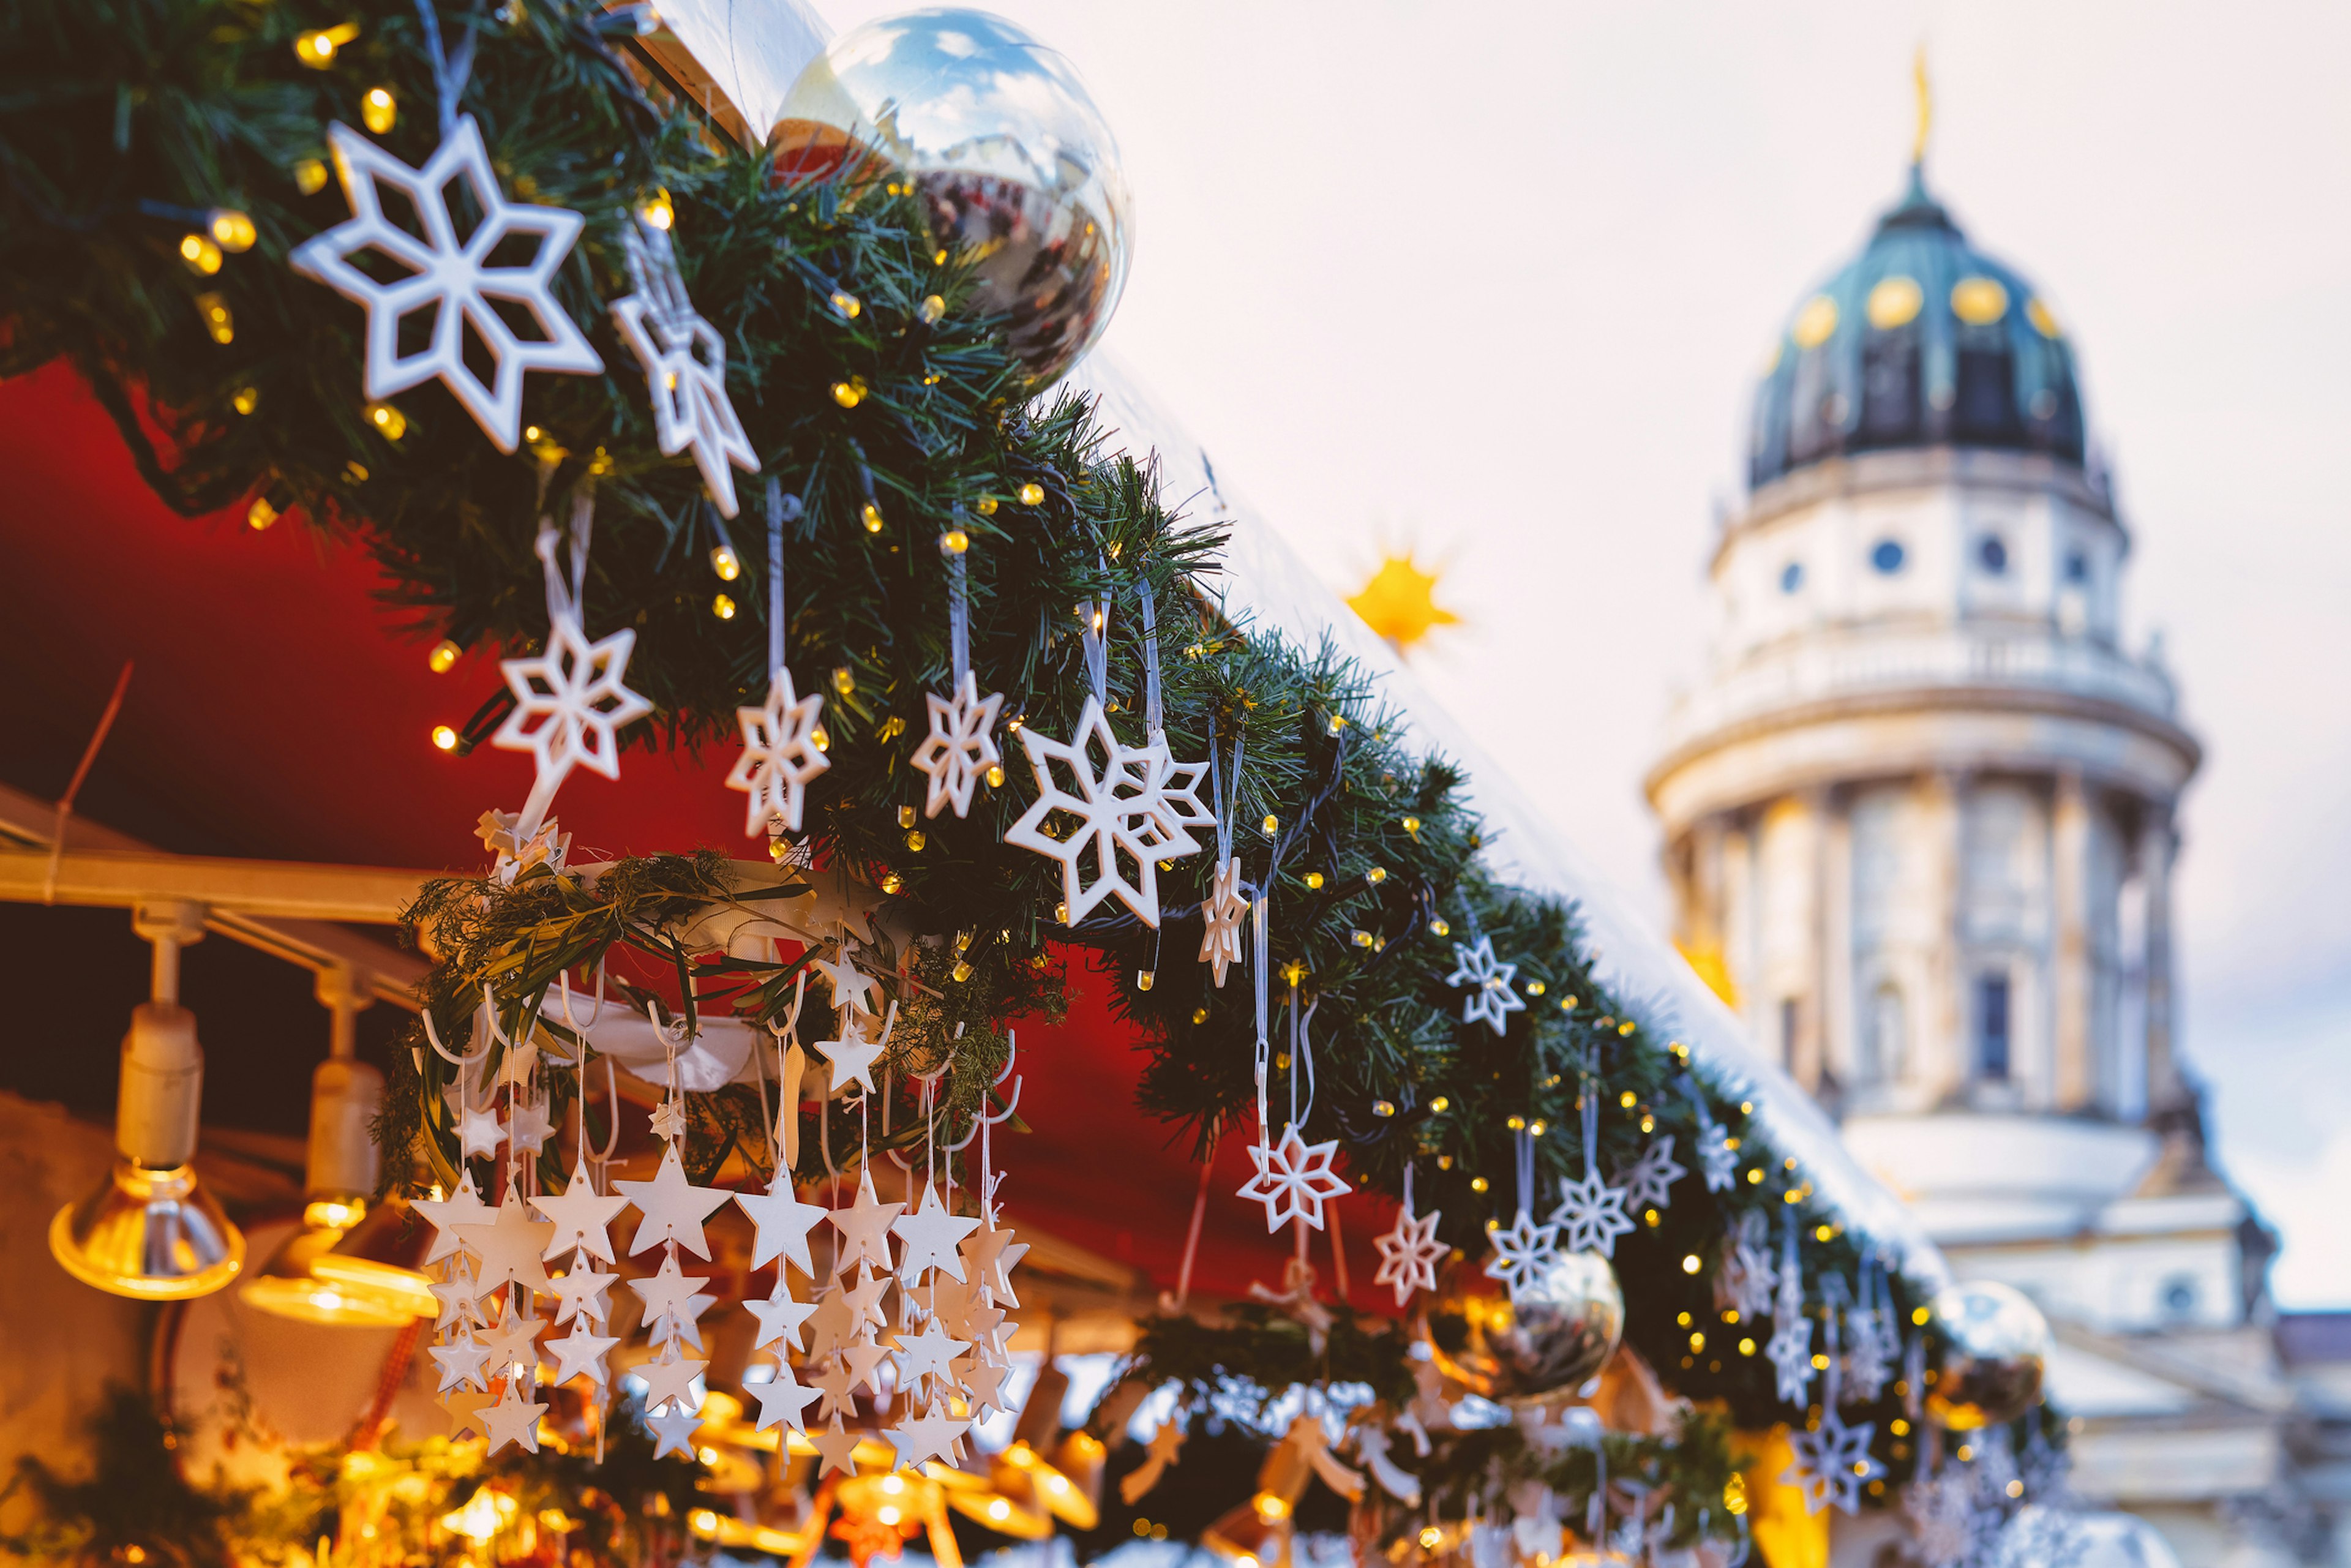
[1067, 353, 1949, 1289]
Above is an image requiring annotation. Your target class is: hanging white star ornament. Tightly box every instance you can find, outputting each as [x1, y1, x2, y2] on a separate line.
[546, 1320, 619, 1387]
[287, 117, 602, 453]
[911, 672, 1004, 820]
[751, 1363, 821, 1435]
[814, 1024, 885, 1098]
[1236, 1126, 1351, 1231]
[1125, 732, 1215, 860]
[746, 1275, 819, 1354]
[645, 1404, 704, 1460]
[413, 1171, 491, 1266]
[1550, 1169, 1637, 1258]
[1199, 856, 1247, 987]
[1767, 1293, 1816, 1405]
[610, 226, 757, 517]
[531, 1161, 628, 1262]
[737, 1174, 828, 1274]
[892, 1183, 980, 1281]
[726, 666, 829, 836]
[1003, 695, 1166, 926]
[615, 1143, 733, 1259]
[1783, 1410, 1883, 1515]
[1697, 1119, 1739, 1193]
[1373, 1202, 1448, 1308]
[1445, 937, 1527, 1035]
[456, 1102, 505, 1161]
[492, 610, 654, 816]
[827, 1168, 904, 1277]
[482, 1376, 549, 1457]
[1613, 1136, 1686, 1213]
[1483, 1211, 1563, 1301]
[456, 1196, 556, 1295]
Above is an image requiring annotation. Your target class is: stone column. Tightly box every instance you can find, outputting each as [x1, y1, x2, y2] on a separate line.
[2140, 802, 2184, 1112]
[1784, 792, 1826, 1092]
[1919, 770, 1967, 1101]
[2052, 771, 2094, 1111]
[1686, 816, 1727, 956]
[1820, 789, 1855, 1092]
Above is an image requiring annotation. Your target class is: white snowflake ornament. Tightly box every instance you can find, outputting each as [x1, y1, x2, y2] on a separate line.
[1612, 1136, 1686, 1213]
[1782, 1409, 1883, 1515]
[1199, 856, 1247, 987]
[1697, 1119, 1739, 1193]
[910, 672, 1003, 820]
[1236, 1126, 1351, 1231]
[725, 666, 829, 836]
[492, 612, 654, 821]
[1003, 695, 1163, 926]
[1767, 1286, 1816, 1405]
[1482, 1211, 1562, 1300]
[288, 117, 602, 453]
[1445, 937, 1526, 1035]
[1548, 1169, 1636, 1258]
[1372, 1202, 1447, 1307]
[610, 219, 757, 517]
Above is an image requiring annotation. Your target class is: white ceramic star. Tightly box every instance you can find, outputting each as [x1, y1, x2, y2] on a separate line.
[531, 1161, 629, 1262]
[962, 1219, 1026, 1308]
[548, 1258, 618, 1327]
[1373, 1202, 1448, 1308]
[627, 1249, 711, 1324]
[648, 1095, 689, 1144]
[738, 1174, 828, 1275]
[546, 1319, 619, 1386]
[615, 1144, 733, 1259]
[1548, 1170, 1636, 1258]
[1236, 1126, 1351, 1232]
[746, 1275, 819, 1354]
[1445, 937, 1527, 1036]
[828, 1171, 903, 1278]
[841, 1337, 894, 1398]
[814, 1025, 885, 1098]
[429, 1330, 493, 1395]
[1003, 695, 1164, 926]
[888, 1402, 970, 1472]
[751, 1361, 820, 1434]
[911, 672, 1004, 820]
[726, 666, 828, 835]
[891, 1318, 970, 1390]
[645, 1403, 704, 1459]
[1483, 1211, 1562, 1301]
[455, 1195, 555, 1296]
[413, 1172, 490, 1266]
[956, 1352, 1011, 1416]
[506, 1098, 555, 1155]
[811, 1415, 863, 1477]
[456, 1102, 505, 1161]
[1199, 855, 1247, 987]
[639, 1346, 707, 1414]
[491, 610, 654, 809]
[891, 1184, 980, 1282]
[1783, 1410, 1883, 1515]
[482, 1375, 549, 1457]
[287, 116, 602, 453]
[430, 1261, 489, 1333]
[610, 233, 756, 517]
[812, 950, 880, 1017]
[809, 1355, 858, 1423]
[478, 1306, 546, 1381]
[841, 1268, 891, 1332]
[1613, 1137, 1686, 1214]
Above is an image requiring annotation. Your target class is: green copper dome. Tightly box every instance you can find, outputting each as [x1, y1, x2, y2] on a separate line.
[1749, 165, 2085, 489]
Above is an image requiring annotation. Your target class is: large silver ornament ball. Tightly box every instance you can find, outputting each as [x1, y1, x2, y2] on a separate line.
[1925, 1280, 2050, 1430]
[1422, 1250, 1624, 1407]
[773, 8, 1133, 386]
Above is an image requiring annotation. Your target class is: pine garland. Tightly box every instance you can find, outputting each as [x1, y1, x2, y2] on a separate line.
[3, 0, 1933, 1449]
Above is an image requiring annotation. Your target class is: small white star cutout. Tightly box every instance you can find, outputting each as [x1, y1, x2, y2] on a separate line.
[1373, 1202, 1448, 1307]
[1548, 1169, 1636, 1258]
[725, 666, 828, 836]
[1003, 696, 1163, 927]
[1199, 856, 1247, 987]
[1445, 937, 1527, 1036]
[1236, 1125, 1351, 1232]
[287, 116, 603, 453]
[1613, 1136, 1685, 1213]
[482, 1375, 549, 1457]
[910, 672, 1004, 820]
[491, 611, 654, 807]
[1483, 1210, 1563, 1300]
[1782, 1409, 1882, 1515]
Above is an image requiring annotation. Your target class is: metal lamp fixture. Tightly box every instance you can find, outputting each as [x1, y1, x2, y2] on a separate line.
[49, 904, 246, 1300]
[242, 966, 434, 1327]
[1201, 1420, 1319, 1568]
[991, 1360, 1106, 1531]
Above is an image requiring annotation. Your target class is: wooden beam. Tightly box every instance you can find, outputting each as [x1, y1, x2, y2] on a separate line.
[0, 846, 433, 923]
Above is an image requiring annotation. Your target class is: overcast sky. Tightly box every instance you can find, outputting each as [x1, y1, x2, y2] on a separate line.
[810, 0, 2351, 1305]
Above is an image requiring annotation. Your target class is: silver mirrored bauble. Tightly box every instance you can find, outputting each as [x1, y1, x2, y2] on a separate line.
[1422, 1250, 1624, 1406]
[1925, 1280, 2050, 1430]
[772, 8, 1133, 386]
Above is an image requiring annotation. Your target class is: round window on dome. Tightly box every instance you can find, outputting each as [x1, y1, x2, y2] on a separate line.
[1870, 539, 1907, 575]
[1978, 536, 2009, 576]
[1780, 561, 1805, 595]
[1867, 276, 1923, 330]
[1791, 294, 1839, 350]
[1951, 276, 2010, 326]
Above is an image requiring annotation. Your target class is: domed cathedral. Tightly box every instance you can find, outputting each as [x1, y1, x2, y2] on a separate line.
[1645, 145, 2320, 1564]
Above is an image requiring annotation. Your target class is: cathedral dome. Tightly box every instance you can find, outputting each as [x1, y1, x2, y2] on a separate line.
[1748, 165, 2086, 489]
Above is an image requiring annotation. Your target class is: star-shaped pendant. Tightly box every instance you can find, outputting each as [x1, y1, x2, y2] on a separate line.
[610, 225, 757, 517]
[482, 1375, 549, 1457]
[811, 1414, 863, 1478]
[615, 1144, 733, 1259]
[545, 1319, 619, 1387]
[956, 1352, 1011, 1416]
[828, 1169, 904, 1278]
[1236, 1125, 1351, 1232]
[443, 1389, 495, 1441]
[1445, 937, 1528, 1036]
[891, 1184, 980, 1283]
[809, 1355, 858, 1423]
[725, 666, 828, 836]
[530, 1161, 629, 1263]
[491, 609, 654, 805]
[737, 1173, 828, 1275]
[841, 1336, 894, 1399]
[456, 1102, 506, 1161]
[804, 1287, 855, 1360]
[814, 1025, 885, 1099]
[506, 1097, 555, 1155]
[547, 1258, 618, 1327]
[1483, 1211, 1563, 1301]
[455, 1196, 555, 1296]
[841, 1267, 892, 1332]
[638, 1346, 707, 1414]
[1199, 857, 1247, 987]
[430, 1261, 489, 1333]
[1611, 1136, 1686, 1214]
[1372, 1202, 1448, 1307]
[627, 1249, 713, 1326]
[1548, 1169, 1636, 1258]
[479, 1308, 547, 1385]
[746, 1276, 819, 1354]
[645, 1403, 705, 1460]
[413, 1172, 491, 1266]
[750, 1361, 820, 1435]
[962, 1219, 1026, 1308]
[910, 672, 1004, 820]
[429, 1330, 493, 1395]
[287, 116, 603, 454]
[888, 1402, 970, 1472]
[648, 1095, 689, 1144]
[1783, 1409, 1883, 1515]
[1767, 1286, 1816, 1405]
[891, 1319, 970, 1391]
[1003, 696, 1164, 927]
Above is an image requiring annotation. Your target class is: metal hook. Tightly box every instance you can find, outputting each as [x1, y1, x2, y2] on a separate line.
[588, 1054, 623, 1162]
[423, 1001, 491, 1067]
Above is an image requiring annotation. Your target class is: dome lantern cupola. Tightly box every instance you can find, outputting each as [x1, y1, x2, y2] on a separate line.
[1747, 162, 2085, 490]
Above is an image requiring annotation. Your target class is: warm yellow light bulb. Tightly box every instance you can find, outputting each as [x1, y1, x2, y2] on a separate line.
[247, 497, 280, 531]
[830, 290, 861, 319]
[939, 527, 969, 554]
[1261, 813, 1279, 835]
[432, 725, 459, 751]
[831, 379, 863, 408]
[195, 293, 233, 344]
[713, 593, 737, 620]
[831, 666, 855, 696]
[294, 23, 359, 67]
[918, 294, 946, 324]
[361, 88, 396, 133]
[208, 209, 257, 252]
[231, 386, 259, 415]
[640, 192, 675, 230]
[179, 233, 223, 275]
[1016, 482, 1044, 506]
[428, 639, 461, 673]
[975, 496, 998, 516]
[294, 158, 329, 195]
[366, 401, 406, 440]
[861, 502, 884, 533]
[710, 545, 740, 580]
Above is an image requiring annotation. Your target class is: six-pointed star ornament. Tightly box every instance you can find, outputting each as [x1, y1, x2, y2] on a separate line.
[1373, 1202, 1449, 1308]
[1766, 1287, 1816, 1405]
[1123, 731, 1215, 860]
[1445, 937, 1528, 1035]
[1237, 1126, 1352, 1231]
[1483, 1211, 1564, 1301]
[725, 666, 829, 836]
[610, 225, 757, 517]
[1199, 856, 1248, 987]
[911, 672, 1005, 819]
[1549, 1170, 1637, 1258]
[615, 1144, 733, 1259]
[1613, 1136, 1687, 1214]
[1696, 1118, 1739, 1194]
[491, 610, 654, 819]
[1783, 1409, 1883, 1515]
[287, 117, 604, 452]
[1003, 696, 1166, 926]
